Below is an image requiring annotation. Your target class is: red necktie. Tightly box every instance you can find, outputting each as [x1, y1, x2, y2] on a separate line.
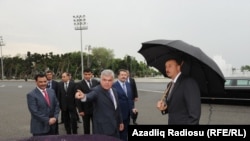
[43, 90, 50, 106]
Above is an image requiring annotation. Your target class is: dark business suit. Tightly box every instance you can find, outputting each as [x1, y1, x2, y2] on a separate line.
[163, 74, 201, 124]
[27, 88, 60, 136]
[127, 77, 139, 124]
[127, 77, 138, 100]
[47, 80, 59, 98]
[58, 81, 78, 134]
[75, 78, 100, 134]
[83, 85, 123, 138]
[113, 81, 134, 141]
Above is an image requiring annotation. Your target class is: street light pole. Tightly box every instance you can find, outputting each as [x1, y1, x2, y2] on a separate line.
[0, 36, 5, 80]
[73, 15, 88, 80]
[85, 45, 91, 68]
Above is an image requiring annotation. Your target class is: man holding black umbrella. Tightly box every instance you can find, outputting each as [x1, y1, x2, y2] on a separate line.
[156, 57, 201, 125]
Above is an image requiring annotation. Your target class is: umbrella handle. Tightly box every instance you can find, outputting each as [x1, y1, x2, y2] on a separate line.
[161, 82, 172, 101]
[157, 82, 172, 112]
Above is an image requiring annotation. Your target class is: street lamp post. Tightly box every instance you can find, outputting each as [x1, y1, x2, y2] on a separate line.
[85, 45, 91, 68]
[0, 36, 5, 80]
[73, 15, 88, 80]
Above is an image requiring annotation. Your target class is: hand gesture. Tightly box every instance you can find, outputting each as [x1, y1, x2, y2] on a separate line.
[75, 89, 84, 99]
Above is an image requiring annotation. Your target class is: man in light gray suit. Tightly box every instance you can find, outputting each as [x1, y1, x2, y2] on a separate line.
[27, 73, 60, 136]
[157, 58, 201, 124]
[75, 69, 124, 139]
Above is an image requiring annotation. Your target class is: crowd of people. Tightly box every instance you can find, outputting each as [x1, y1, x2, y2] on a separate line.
[26, 68, 139, 141]
[26, 57, 201, 141]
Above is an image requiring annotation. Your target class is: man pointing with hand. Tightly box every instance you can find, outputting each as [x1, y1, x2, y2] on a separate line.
[75, 69, 124, 138]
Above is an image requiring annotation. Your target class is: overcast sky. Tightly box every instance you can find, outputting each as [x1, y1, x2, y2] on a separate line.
[1, 0, 250, 72]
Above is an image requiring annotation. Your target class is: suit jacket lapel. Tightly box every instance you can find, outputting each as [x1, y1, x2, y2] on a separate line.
[168, 74, 182, 101]
[103, 88, 116, 109]
[47, 89, 53, 107]
[125, 82, 132, 98]
[82, 80, 90, 89]
[36, 88, 50, 107]
[115, 81, 127, 97]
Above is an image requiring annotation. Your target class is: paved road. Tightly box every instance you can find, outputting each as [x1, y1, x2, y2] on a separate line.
[0, 79, 250, 140]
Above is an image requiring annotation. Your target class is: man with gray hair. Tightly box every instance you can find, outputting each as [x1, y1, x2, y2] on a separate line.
[75, 69, 124, 139]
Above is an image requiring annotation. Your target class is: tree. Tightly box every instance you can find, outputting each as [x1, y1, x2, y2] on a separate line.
[91, 47, 115, 75]
[241, 65, 250, 72]
[1, 48, 161, 79]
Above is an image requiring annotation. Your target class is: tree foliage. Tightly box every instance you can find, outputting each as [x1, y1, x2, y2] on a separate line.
[0, 47, 159, 80]
[241, 65, 250, 72]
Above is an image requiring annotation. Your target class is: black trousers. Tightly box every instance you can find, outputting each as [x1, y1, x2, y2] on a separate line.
[120, 118, 129, 141]
[60, 111, 64, 123]
[82, 113, 93, 134]
[62, 108, 78, 134]
[55, 121, 59, 134]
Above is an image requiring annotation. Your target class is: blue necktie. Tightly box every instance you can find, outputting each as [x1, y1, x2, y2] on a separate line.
[122, 83, 127, 96]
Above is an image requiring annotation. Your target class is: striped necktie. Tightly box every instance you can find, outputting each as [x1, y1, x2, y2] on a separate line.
[42, 90, 50, 106]
[64, 82, 68, 92]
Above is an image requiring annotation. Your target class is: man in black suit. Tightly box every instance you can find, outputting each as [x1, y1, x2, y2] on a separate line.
[126, 70, 138, 101]
[157, 58, 201, 124]
[58, 72, 78, 134]
[45, 70, 59, 134]
[75, 69, 124, 139]
[68, 73, 81, 124]
[126, 70, 139, 125]
[75, 68, 100, 134]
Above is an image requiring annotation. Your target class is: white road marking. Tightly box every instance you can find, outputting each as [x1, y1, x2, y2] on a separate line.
[138, 89, 162, 93]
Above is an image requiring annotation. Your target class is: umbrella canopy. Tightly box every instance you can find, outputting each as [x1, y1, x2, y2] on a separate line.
[138, 39, 225, 97]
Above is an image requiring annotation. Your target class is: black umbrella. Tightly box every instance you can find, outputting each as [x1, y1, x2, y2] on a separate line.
[138, 39, 225, 97]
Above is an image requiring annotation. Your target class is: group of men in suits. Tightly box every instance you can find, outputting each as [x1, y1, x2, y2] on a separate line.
[26, 68, 139, 140]
[27, 57, 201, 140]
[53, 69, 99, 135]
